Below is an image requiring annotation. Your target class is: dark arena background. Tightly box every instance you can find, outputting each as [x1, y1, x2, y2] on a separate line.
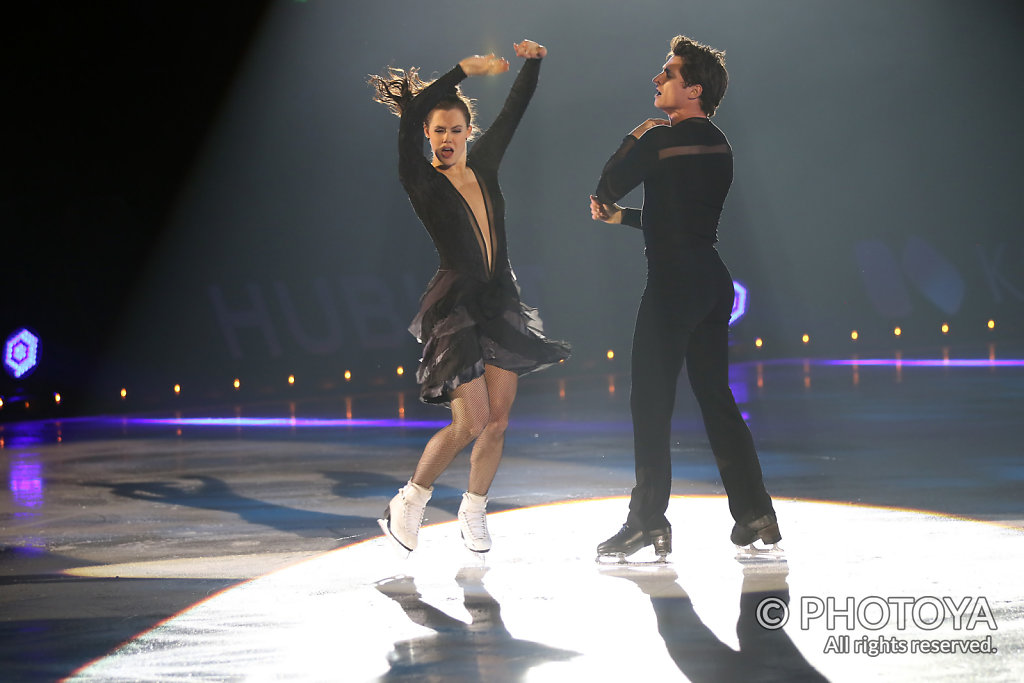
[3, 2, 1024, 682]
[5, 0, 1023, 412]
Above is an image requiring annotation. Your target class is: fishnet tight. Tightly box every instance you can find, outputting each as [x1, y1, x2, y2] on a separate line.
[411, 365, 519, 495]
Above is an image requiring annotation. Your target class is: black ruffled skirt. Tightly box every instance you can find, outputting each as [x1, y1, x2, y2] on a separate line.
[409, 268, 572, 406]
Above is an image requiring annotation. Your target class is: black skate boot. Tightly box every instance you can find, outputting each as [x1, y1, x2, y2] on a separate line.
[649, 527, 672, 558]
[731, 513, 782, 546]
[597, 524, 672, 563]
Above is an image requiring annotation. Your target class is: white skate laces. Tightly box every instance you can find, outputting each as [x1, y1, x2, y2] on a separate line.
[458, 491, 491, 553]
[382, 481, 432, 552]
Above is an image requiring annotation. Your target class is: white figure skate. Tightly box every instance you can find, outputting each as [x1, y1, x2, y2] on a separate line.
[458, 491, 491, 553]
[378, 481, 432, 554]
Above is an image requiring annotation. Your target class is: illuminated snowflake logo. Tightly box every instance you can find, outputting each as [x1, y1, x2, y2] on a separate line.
[4, 329, 40, 379]
[730, 281, 748, 326]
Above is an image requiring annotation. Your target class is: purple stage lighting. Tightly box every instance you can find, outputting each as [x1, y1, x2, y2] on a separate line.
[131, 417, 450, 429]
[10, 455, 44, 508]
[825, 358, 1024, 368]
[4, 329, 40, 379]
[730, 281, 748, 325]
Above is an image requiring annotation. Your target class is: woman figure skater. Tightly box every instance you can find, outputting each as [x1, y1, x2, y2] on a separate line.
[369, 39, 570, 554]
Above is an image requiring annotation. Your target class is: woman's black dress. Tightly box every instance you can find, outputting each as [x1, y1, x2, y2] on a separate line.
[398, 58, 571, 405]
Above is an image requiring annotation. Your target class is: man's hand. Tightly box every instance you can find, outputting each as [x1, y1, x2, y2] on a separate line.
[590, 195, 623, 224]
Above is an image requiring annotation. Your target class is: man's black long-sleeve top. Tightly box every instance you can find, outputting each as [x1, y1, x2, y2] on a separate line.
[595, 116, 733, 257]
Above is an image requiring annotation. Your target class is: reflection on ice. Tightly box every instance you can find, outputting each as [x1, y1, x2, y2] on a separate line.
[599, 560, 826, 681]
[375, 567, 577, 680]
[9, 453, 44, 508]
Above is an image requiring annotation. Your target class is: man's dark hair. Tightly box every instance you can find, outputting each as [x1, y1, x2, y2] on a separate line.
[669, 35, 728, 116]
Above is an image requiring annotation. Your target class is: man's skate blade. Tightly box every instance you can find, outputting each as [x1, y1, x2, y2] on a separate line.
[595, 547, 670, 567]
[734, 541, 785, 563]
[377, 518, 412, 558]
[596, 554, 671, 567]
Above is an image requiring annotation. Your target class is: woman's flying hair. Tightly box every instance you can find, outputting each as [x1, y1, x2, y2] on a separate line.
[369, 66, 478, 138]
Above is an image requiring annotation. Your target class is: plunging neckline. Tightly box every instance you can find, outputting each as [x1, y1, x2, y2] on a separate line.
[437, 165, 495, 277]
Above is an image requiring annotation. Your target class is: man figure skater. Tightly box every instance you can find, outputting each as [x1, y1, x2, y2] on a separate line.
[590, 35, 779, 561]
